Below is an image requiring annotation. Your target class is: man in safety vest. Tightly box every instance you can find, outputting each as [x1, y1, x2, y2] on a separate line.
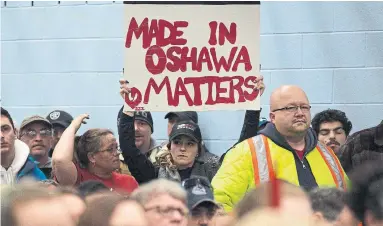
[211, 85, 348, 212]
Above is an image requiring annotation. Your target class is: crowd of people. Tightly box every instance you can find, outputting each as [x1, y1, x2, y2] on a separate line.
[1, 76, 382, 226]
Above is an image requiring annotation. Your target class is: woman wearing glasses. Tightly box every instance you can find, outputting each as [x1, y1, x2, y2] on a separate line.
[52, 114, 139, 194]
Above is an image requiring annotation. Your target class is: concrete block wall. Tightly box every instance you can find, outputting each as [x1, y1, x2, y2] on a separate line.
[1, 1, 383, 157]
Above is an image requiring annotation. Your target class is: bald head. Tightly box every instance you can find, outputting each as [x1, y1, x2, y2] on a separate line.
[269, 85, 311, 139]
[270, 86, 309, 111]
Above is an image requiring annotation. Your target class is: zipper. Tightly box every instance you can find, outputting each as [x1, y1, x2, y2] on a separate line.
[301, 152, 309, 169]
[293, 151, 308, 169]
[302, 162, 307, 169]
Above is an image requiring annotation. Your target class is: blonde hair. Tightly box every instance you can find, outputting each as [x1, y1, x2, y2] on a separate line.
[131, 179, 187, 205]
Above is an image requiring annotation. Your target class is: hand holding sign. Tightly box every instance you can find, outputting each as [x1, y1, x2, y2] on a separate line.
[119, 79, 131, 97]
[254, 75, 265, 96]
[119, 79, 138, 115]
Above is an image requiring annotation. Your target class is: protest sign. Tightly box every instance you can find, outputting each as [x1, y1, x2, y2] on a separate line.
[124, 2, 260, 111]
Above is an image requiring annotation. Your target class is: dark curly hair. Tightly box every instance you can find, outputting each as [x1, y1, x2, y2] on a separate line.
[347, 160, 383, 223]
[311, 109, 353, 136]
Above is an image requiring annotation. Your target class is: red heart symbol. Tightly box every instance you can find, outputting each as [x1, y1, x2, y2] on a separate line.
[246, 89, 259, 101]
[124, 87, 142, 110]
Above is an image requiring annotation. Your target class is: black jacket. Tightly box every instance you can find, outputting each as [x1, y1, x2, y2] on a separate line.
[119, 112, 219, 184]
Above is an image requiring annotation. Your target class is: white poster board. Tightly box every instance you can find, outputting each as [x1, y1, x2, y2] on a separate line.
[124, 3, 260, 112]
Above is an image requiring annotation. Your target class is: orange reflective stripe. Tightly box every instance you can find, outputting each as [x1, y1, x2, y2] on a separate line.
[262, 135, 274, 181]
[325, 146, 347, 190]
[248, 138, 260, 186]
[317, 145, 340, 188]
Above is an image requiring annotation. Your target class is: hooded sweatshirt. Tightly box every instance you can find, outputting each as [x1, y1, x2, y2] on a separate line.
[258, 123, 319, 190]
[1, 140, 46, 185]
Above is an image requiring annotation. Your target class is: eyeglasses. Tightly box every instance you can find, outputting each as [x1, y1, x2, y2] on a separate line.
[99, 146, 122, 154]
[144, 206, 189, 217]
[272, 105, 311, 113]
[20, 129, 53, 139]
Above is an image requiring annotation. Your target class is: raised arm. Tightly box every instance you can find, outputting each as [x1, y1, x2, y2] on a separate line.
[118, 79, 158, 183]
[238, 110, 261, 143]
[238, 75, 265, 142]
[52, 114, 89, 186]
[219, 75, 265, 164]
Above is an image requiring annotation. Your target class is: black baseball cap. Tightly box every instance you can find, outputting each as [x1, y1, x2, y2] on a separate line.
[182, 176, 218, 211]
[46, 110, 73, 128]
[135, 111, 154, 133]
[169, 121, 202, 143]
[165, 111, 198, 124]
[117, 106, 154, 133]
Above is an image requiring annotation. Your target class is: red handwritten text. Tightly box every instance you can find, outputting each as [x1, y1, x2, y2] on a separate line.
[145, 46, 252, 75]
[143, 76, 259, 106]
[124, 17, 257, 109]
[208, 21, 237, 45]
[125, 17, 188, 49]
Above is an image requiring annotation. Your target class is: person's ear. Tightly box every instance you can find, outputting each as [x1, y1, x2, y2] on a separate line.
[269, 112, 276, 123]
[87, 152, 96, 165]
[312, 211, 325, 224]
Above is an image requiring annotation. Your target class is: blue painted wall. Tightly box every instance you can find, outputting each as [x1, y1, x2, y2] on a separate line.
[2, 1, 383, 156]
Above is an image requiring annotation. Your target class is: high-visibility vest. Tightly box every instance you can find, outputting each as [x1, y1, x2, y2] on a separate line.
[247, 135, 347, 190]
